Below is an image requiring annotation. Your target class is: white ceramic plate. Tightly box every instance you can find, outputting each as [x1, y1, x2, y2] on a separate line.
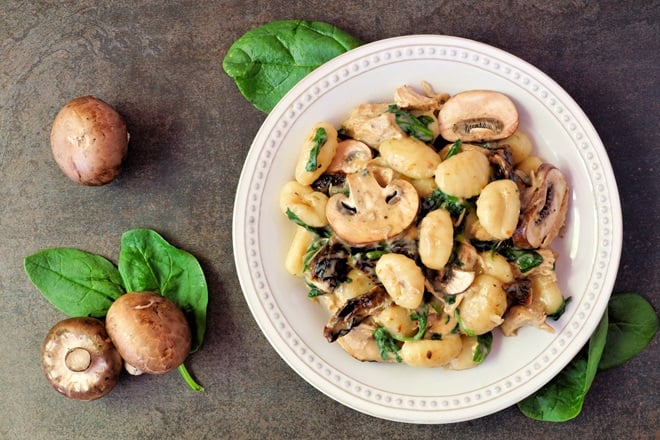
[232, 35, 622, 423]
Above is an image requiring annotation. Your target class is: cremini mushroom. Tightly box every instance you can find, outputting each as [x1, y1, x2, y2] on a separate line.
[435, 268, 476, 295]
[326, 139, 373, 174]
[325, 169, 419, 246]
[513, 163, 569, 249]
[40, 317, 122, 401]
[105, 292, 192, 375]
[50, 96, 129, 186]
[438, 90, 519, 142]
[323, 286, 391, 342]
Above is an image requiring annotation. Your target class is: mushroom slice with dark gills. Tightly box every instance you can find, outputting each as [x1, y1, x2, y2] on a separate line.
[304, 238, 351, 294]
[323, 286, 392, 342]
[325, 169, 419, 246]
[438, 90, 519, 142]
[513, 163, 569, 249]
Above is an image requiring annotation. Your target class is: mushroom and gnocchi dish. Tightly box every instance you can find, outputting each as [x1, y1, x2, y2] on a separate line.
[279, 83, 570, 369]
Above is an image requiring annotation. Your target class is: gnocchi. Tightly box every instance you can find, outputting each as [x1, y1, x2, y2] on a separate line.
[375, 253, 424, 309]
[476, 179, 520, 240]
[280, 83, 571, 371]
[434, 149, 490, 198]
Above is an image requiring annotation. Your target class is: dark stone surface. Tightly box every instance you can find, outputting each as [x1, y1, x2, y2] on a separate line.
[1, 1, 657, 438]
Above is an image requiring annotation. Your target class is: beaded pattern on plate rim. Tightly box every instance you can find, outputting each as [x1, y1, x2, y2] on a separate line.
[243, 41, 614, 412]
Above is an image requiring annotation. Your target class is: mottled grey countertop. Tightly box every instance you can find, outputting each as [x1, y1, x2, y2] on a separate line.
[1, 1, 658, 439]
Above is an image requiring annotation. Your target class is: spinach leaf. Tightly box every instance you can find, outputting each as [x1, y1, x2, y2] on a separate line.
[517, 310, 609, 422]
[500, 247, 543, 273]
[223, 20, 362, 113]
[118, 229, 208, 353]
[547, 296, 572, 321]
[386, 104, 435, 143]
[305, 127, 328, 171]
[420, 188, 467, 219]
[598, 293, 658, 370]
[444, 139, 462, 160]
[373, 327, 402, 362]
[473, 332, 493, 363]
[24, 248, 124, 318]
[286, 208, 331, 237]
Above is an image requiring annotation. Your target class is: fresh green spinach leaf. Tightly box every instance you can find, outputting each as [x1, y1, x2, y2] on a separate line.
[517, 310, 609, 422]
[598, 293, 658, 370]
[24, 248, 124, 318]
[223, 20, 362, 113]
[118, 229, 208, 353]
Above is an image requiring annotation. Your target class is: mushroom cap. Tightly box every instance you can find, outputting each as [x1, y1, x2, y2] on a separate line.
[105, 292, 192, 375]
[325, 169, 419, 246]
[438, 90, 519, 142]
[50, 96, 129, 186]
[40, 317, 122, 401]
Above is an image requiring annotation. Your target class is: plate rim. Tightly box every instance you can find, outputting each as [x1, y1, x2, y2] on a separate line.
[232, 34, 622, 423]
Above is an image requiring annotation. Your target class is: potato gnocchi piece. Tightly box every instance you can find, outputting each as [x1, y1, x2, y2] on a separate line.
[418, 208, 454, 270]
[434, 149, 490, 198]
[373, 305, 418, 338]
[476, 179, 520, 240]
[531, 274, 564, 315]
[284, 226, 316, 276]
[478, 251, 514, 283]
[457, 274, 507, 335]
[516, 155, 543, 177]
[294, 122, 338, 185]
[497, 130, 533, 165]
[279, 181, 329, 227]
[400, 334, 462, 368]
[379, 136, 441, 179]
[334, 269, 376, 304]
[445, 335, 483, 370]
[375, 253, 424, 309]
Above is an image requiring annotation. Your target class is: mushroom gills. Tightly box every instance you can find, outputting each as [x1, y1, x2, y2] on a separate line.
[513, 164, 569, 248]
[454, 118, 503, 137]
[323, 287, 392, 342]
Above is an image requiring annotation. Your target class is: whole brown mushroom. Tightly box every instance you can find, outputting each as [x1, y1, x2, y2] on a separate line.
[105, 292, 192, 375]
[50, 96, 129, 186]
[40, 317, 123, 401]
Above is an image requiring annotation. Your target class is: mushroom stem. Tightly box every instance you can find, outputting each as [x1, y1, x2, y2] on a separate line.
[65, 347, 92, 372]
[178, 364, 204, 392]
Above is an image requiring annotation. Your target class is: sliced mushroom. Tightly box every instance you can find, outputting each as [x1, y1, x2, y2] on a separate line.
[438, 90, 519, 142]
[503, 277, 533, 306]
[41, 317, 123, 401]
[394, 83, 448, 112]
[326, 169, 419, 246]
[323, 286, 391, 342]
[341, 103, 404, 149]
[500, 301, 554, 336]
[435, 268, 476, 295]
[337, 322, 394, 362]
[326, 139, 373, 174]
[513, 164, 569, 249]
[304, 239, 351, 294]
